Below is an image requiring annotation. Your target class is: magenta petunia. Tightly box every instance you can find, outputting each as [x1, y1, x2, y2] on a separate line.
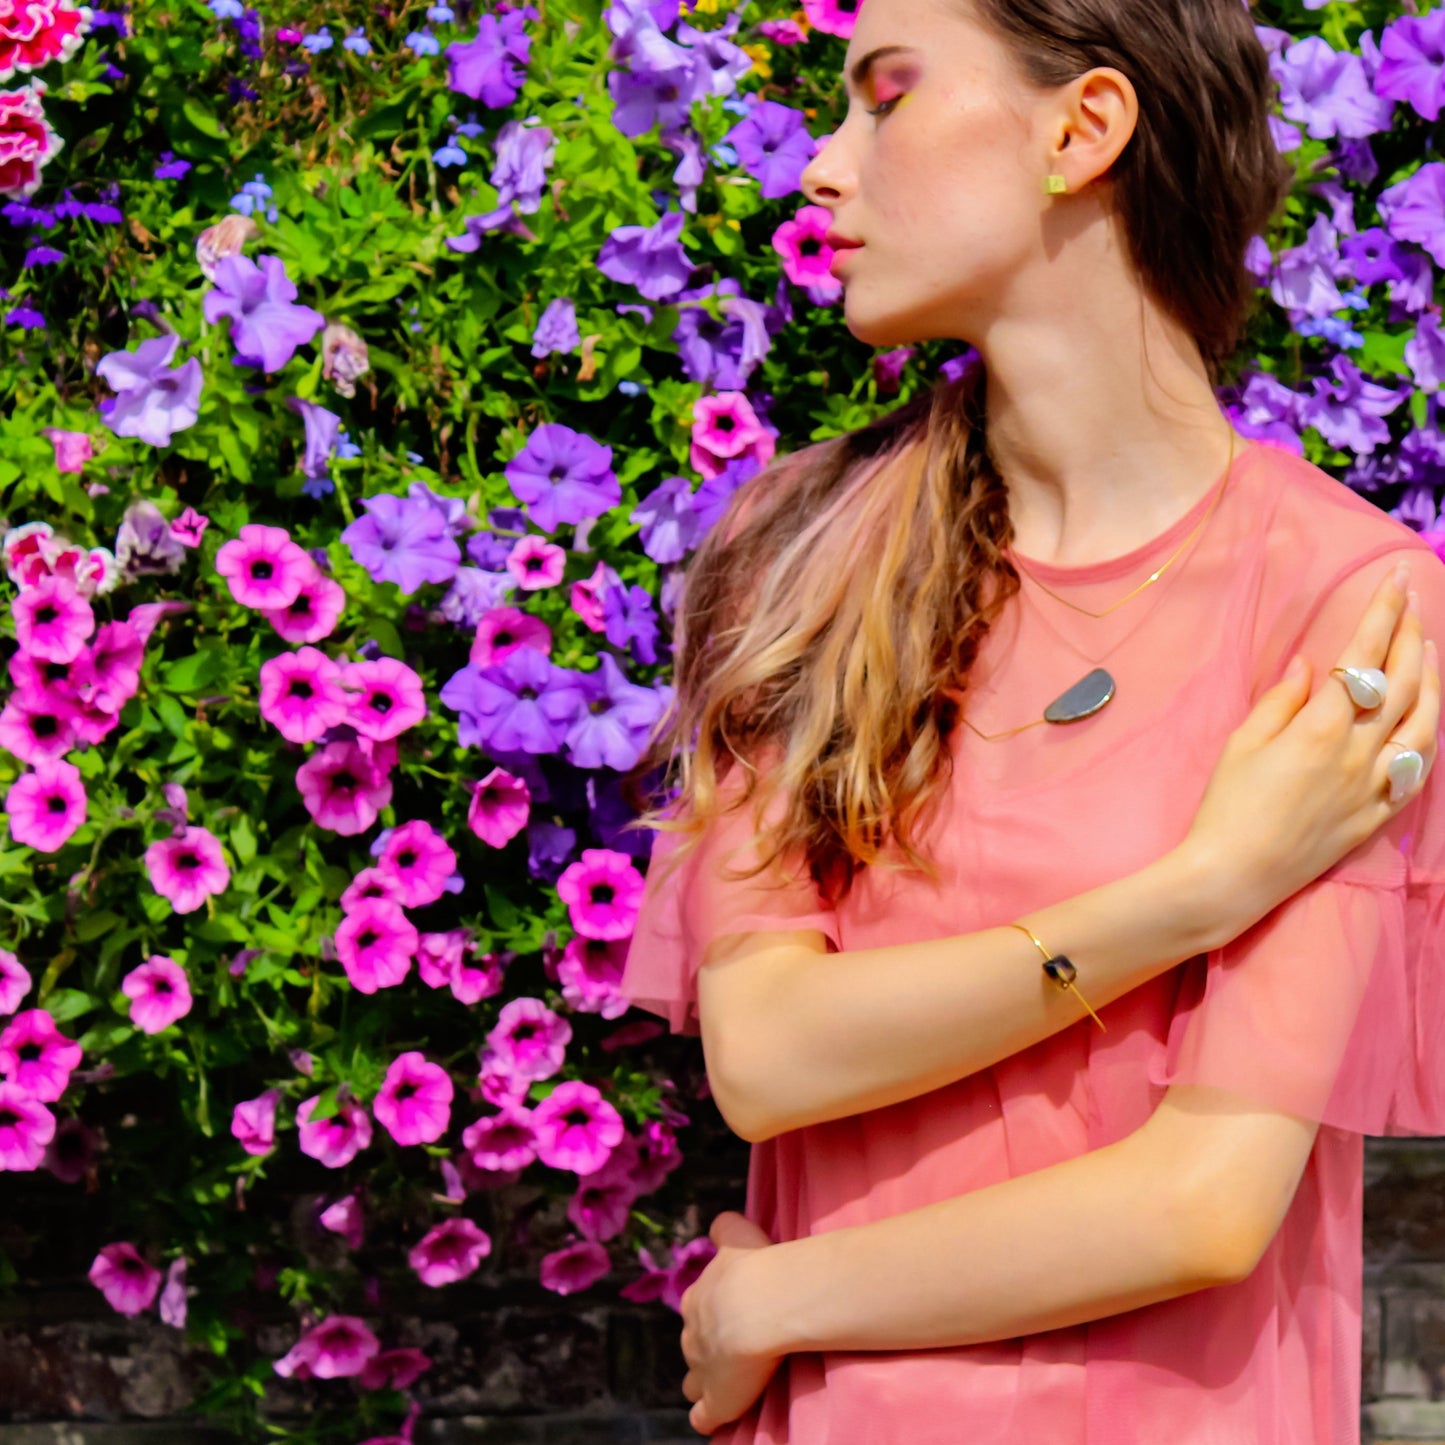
[555, 848, 646, 940]
[144, 825, 230, 914]
[340, 865, 405, 913]
[0, 1081, 54, 1170]
[41, 1114, 102, 1183]
[408, 1216, 492, 1286]
[120, 955, 193, 1034]
[12, 573, 95, 663]
[486, 996, 572, 1082]
[531, 1079, 625, 1175]
[5, 756, 87, 850]
[73, 619, 144, 717]
[417, 928, 470, 989]
[341, 655, 427, 742]
[261, 566, 346, 644]
[272, 1314, 381, 1380]
[296, 1094, 373, 1169]
[461, 1103, 538, 1172]
[89, 1242, 163, 1316]
[0, 949, 31, 1014]
[556, 935, 629, 1018]
[801, 0, 859, 38]
[169, 506, 209, 547]
[319, 1193, 365, 1249]
[215, 524, 315, 610]
[377, 819, 457, 907]
[334, 896, 417, 993]
[259, 646, 350, 743]
[0, 687, 81, 766]
[539, 1238, 611, 1296]
[567, 1169, 638, 1242]
[771, 203, 843, 298]
[0, 1007, 81, 1101]
[470, 605, 551, 668]
[358, 1349, 431, 1393]
[159, 1256, 188, 1330]
[296, 738, 395, 835]
[466, 765, 531, 847]
[231, 1088, 281, 1156]
[505, 533, 566, 590]
[450, 949, 505, 1006]
[373, 1050, 454, 1146]
[689, 392, 776, 480]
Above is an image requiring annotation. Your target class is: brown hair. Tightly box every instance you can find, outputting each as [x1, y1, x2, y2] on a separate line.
[621, 0, 1295, 909]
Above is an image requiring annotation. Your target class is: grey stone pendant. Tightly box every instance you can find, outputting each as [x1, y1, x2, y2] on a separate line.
[1043, 667, 1116, 724]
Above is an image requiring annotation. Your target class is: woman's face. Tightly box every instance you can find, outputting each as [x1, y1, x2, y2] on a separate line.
[800, 0, 1060, 350]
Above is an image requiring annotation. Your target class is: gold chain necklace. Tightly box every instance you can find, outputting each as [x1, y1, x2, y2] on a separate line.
[961, 426, 1238, 741]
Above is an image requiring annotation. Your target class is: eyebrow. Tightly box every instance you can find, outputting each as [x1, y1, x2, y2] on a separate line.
[846, 45, 917, 94]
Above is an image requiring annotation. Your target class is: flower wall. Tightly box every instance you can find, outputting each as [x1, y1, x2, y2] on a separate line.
[0, 0, 1441, 1438]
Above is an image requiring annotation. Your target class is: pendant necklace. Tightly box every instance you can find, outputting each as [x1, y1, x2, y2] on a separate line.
[961, 428, 1238, 743]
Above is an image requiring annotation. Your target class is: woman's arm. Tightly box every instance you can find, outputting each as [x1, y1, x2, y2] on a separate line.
[699, 563, 1425, 1144]
[702, 840, 1233, 1142]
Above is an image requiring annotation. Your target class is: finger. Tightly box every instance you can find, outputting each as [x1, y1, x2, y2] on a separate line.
[710, 1210, 773, 1248]
[1377, 638, 1441, 798]
[690, 1401, 715, 1436]
[1231, 653, 1312, 750]
[1364, 587, 1425, 744]
[681, 1368, 702, 1404]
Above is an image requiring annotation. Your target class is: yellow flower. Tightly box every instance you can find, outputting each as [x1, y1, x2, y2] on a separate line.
[740, 42, 772, 80]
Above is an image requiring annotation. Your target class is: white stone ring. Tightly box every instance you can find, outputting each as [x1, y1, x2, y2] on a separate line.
[1385, 741, 1426, 805]
[1331, 664, 1388, 711]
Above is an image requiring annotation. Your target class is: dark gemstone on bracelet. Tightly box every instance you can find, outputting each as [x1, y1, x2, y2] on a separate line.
[1043, 956, 1077, 986]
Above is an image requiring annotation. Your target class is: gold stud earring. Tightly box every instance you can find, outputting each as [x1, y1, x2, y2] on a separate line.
[1043, 173, 1068, 194]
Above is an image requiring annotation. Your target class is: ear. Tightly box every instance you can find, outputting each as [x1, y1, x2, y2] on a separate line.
[1048, 66, 1138, 191]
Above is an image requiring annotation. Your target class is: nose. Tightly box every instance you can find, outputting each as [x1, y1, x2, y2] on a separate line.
[800, 128, 855, 208]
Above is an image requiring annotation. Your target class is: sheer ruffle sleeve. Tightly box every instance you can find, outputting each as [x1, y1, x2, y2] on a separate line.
[1150, 543, 1445, 1136]
[619, 770, 843, 1037]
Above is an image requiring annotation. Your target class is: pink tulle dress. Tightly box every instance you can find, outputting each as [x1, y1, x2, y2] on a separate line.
[619, 437, 1445, 1444]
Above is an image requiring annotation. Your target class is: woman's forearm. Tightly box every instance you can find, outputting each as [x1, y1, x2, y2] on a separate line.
[714, 843, 1236, 1142]
[739, 1125, 1237, 1356]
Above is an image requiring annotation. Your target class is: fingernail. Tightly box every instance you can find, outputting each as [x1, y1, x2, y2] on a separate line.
[1394, 561, 1412, 588]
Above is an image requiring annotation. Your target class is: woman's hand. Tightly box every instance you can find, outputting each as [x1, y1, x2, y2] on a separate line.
[679, 1211, 786, 1437]
[1181, 559, 1440, 934]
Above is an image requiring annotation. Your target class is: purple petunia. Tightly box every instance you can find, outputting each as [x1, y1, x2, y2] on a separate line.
[724, 99, 817, 199]
[446, 5, 537, 107]
[202, 254, 326, 373]
[504, 424, 620, 533]
[490, 118, 555, 214]
[95, 335, 203, 448]
[532, 297, 580, 358]
[342, 494, 462, 594]
[596, 210, 695, 300]
[439, 648, 588, 754]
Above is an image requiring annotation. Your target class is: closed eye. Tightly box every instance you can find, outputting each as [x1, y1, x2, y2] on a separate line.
[865, 94, 903, 118]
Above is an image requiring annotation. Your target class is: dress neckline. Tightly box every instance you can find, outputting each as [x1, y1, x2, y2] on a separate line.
[1002, 436, 1259, 586]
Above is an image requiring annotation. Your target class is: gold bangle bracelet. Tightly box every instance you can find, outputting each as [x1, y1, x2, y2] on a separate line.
[1008, 922, 1108, 1032]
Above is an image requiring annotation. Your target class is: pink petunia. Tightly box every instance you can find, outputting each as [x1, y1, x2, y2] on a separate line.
[477, 1048, 531, 1109]
[373, 1050, 453, 1146]
[531, 1079, 625, 1175]
[215, 524, 315, 610]
[296, 1093, 373, 1168]
[272, 1314, 381, 1380]
[556, 935, 629, 1018]
[408, 1216, 492, 1286]
[88, 1242, 163, 1316]
[319, 1193, 365, 1249]
[567, 1168, 638, 1242]
[555, 848, 646, 940]
[689, 392, 777, 481]
[0, 1082, 55, 1170]
[0, 1007, 82, 1101]
[159, 1255, 189, 1329]
[5, 756, 87, 850]
[341, 656, 427, 742]
[801, 0, 860, 38]
[466, 766, 531, 847]
[261, 564, 346, 644]
[169, 507, 209, 547]
[771, 204, 843, 298]
[461, 1104, 538, 1172]
[358, 1349, 431, 1393]
[505, 533, 566, 591]
[486, 997, 572, 1083]
[450, 949, 505, 1006]
[73, 620, 144, 717]
[296, 738, 395, 835]
[415, 928, 467, 988]
[12, 574, 95, 663]
[259, 646, 349, 743]
[340, 866, 404, 914]
[334, 897, 417, 994]
[145, 826, 230, 914]
[0, 688, 81, 766]
[231, 1088, 281, 1156]
[121, 956, 193, 1034]
[45, 429, 94, 473]
[539, 1238, 611, 1296]
[570, 560, 610, 632]
[377, 819, 457, 907]
[470, 605, 551, 668]
[0, 949, 31, 1014]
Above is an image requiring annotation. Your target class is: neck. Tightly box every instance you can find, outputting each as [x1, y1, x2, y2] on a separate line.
[973, 292, 1237, 570]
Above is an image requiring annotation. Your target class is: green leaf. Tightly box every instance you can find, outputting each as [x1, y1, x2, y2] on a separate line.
[182, 99, 227, 139]
[74, 909, 122, 943]
[43, 989, 97, 1024]
[231, 814, 257, 866]
[485, 884, 520, 931]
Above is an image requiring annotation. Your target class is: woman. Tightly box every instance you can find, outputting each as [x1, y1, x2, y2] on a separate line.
[618, 1, 1445, 1440]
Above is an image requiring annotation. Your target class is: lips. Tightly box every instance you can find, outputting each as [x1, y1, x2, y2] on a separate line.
[825, 230, 863, 250]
